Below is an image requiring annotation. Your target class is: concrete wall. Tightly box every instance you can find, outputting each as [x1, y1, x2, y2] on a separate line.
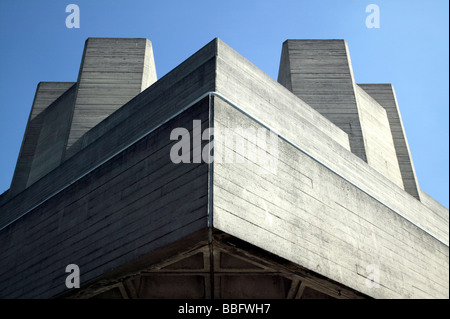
[212, 96, 449, 298]
[218, 40, 351, 154]
[1, 37, 447, 299]
[215, 38, 447, 246]
[0, 38, 217, 229]
[9, 38, 158, 196]
[278, 40, 409, 192]
[355, 85, 404, 189]
[420, 189, 449, 227]
[9, 82, 75, 195]
[0, 98, 209, 298]
[64, 38, 157, 159]
[359, 84, 421, 200]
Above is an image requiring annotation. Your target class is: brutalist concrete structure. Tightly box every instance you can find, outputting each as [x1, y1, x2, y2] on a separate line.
[0, 38, 448, 299]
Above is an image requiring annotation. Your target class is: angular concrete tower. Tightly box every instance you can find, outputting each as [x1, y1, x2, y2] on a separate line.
[65, 38, 157, 159]
[278, 40, 366, 160]
[278, 40, 410, 194]
[8, 38, 157, 197]
[0, 38, 447, 300]
[9, 82, 76, 195]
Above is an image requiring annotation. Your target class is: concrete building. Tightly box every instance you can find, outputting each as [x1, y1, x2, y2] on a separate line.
[0, 38, 448, 299]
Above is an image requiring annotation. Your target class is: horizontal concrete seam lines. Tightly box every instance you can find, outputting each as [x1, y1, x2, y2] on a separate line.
[0, 91, 215, 233]
[1, 91, 448, 249]
[207, 92, 449, 248]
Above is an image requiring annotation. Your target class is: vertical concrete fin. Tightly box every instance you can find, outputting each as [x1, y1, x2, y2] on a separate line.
[64, 38, 157, 160]
[359, 83, 421, 200]
[9, 82, 75, 195]
[26, 84, 77, 187]
[355, 85, 404, 189]
[277, 39, 367, 162]
[277, 41, 293, 92]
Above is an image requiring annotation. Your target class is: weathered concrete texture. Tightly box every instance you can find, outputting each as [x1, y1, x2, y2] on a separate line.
[212, 96, 449, 298]
[64, 38, 157, 159]
[217, 40, 351, 154]
[0, 38, 216, 229]
[359, 84, 421, 200]
[277, 40, 408, 192]
[60, 231, 366, 299]
[215, 38, 448, 246]
[0, 98, 210, 299]
[8, 38, 157, 199]
[9, 82, 76, 195]
[278, 40, 366, 161]
[355, 85, 404, 189]
[419, 189, 450, 229]
[0, 37, 448, 300]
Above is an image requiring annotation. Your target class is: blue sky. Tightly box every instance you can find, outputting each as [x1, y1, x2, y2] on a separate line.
[0, 0, 448, 208]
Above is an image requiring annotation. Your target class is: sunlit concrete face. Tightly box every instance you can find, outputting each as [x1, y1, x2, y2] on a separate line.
[0, 38, 448, 299]
[278, 40, 405, 191]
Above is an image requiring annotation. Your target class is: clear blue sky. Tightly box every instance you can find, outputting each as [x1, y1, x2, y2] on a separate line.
[0, 0, 448, 208]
